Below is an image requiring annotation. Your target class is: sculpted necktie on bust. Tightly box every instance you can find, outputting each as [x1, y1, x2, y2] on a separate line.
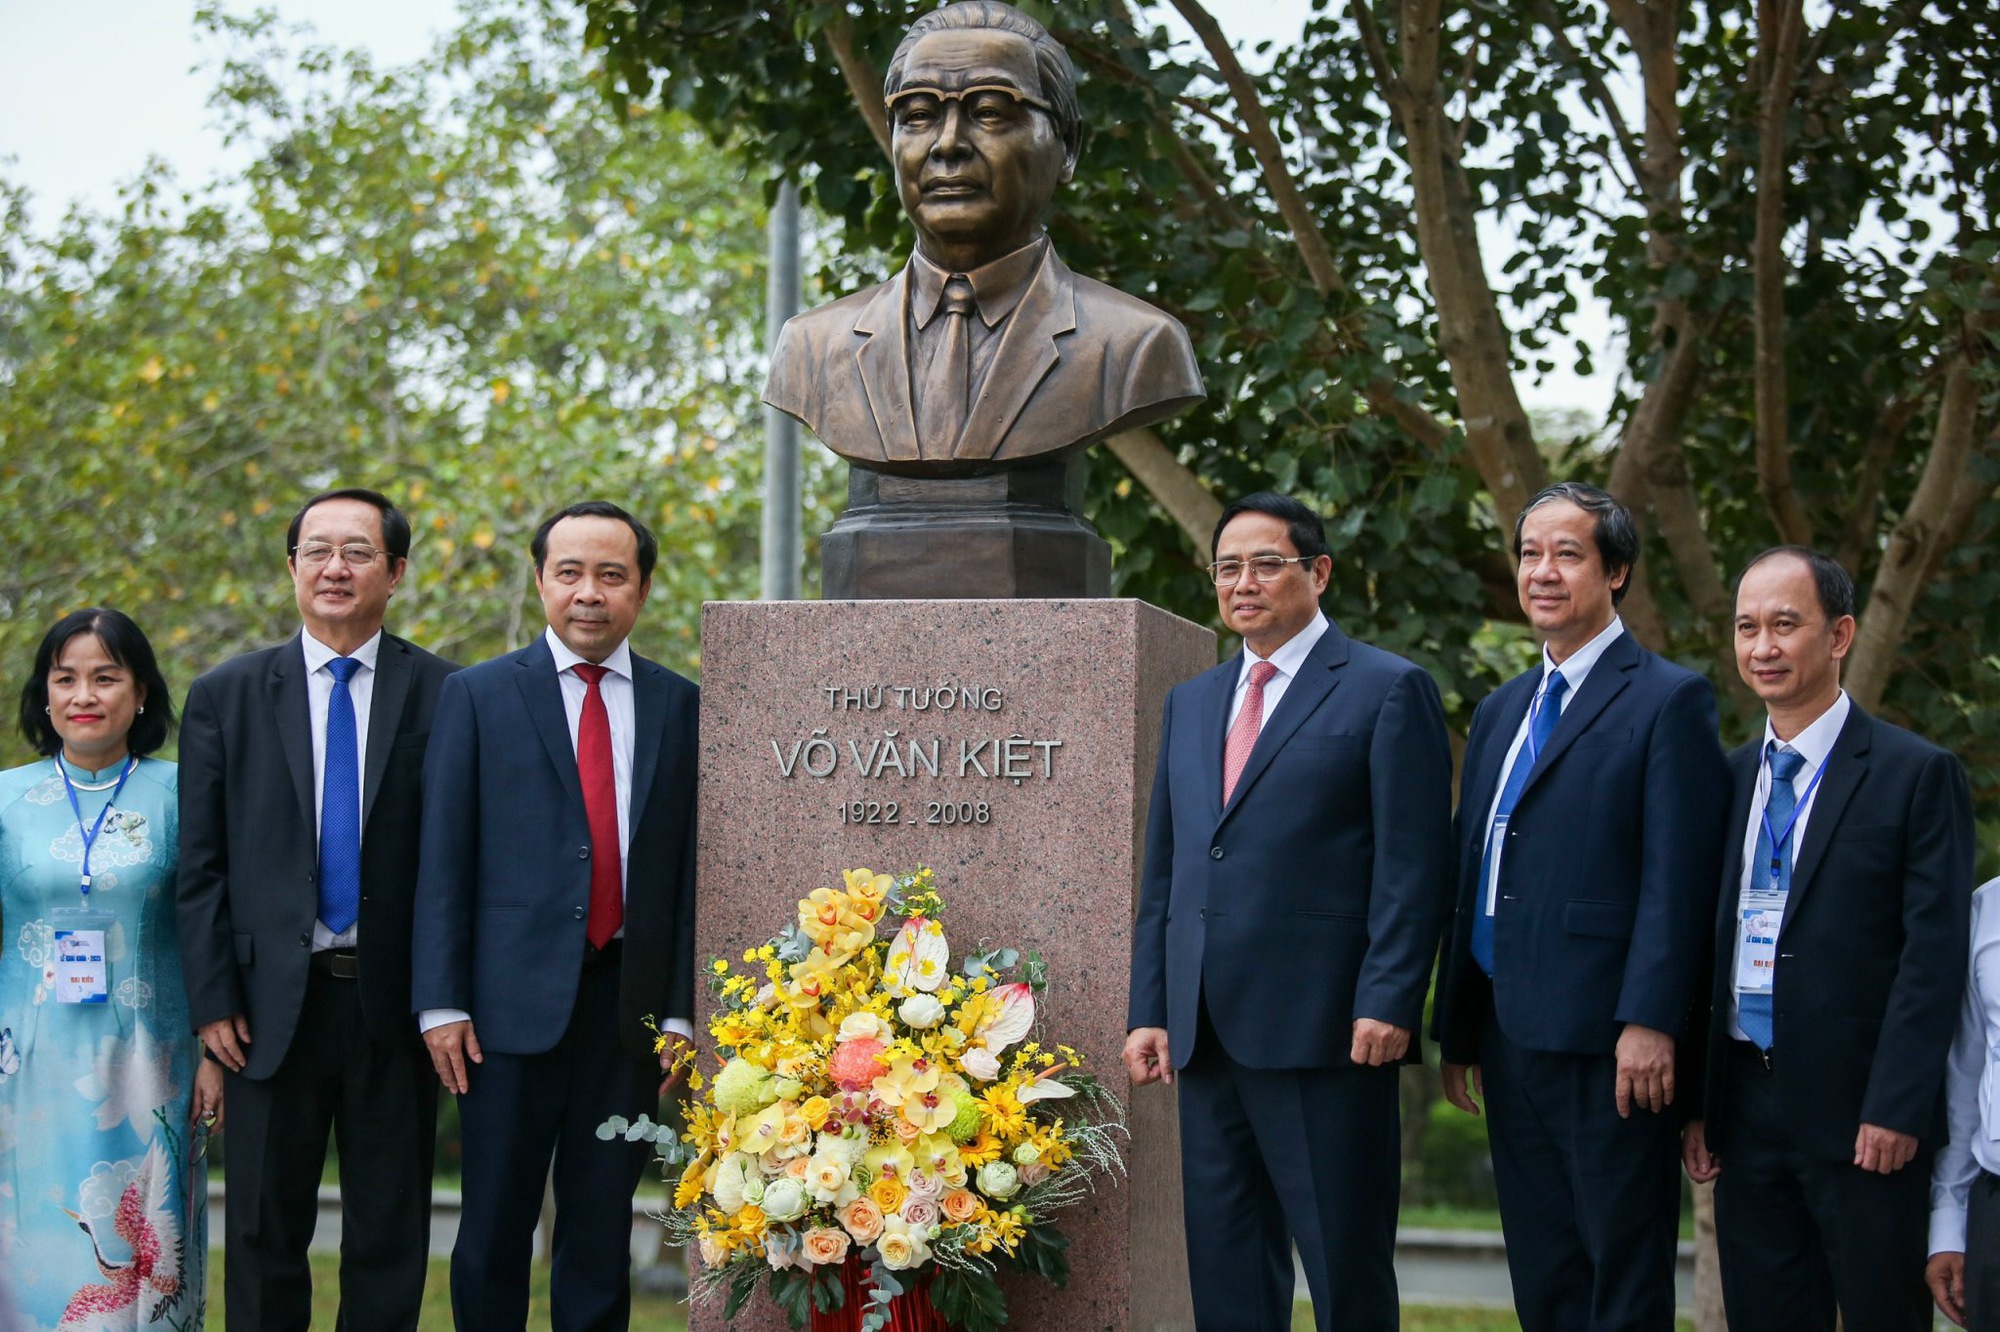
[916, 275, 976, 457]
[1222, 661, 1279, 806]
[571, 663, 623, 949]
[318, 656, 362, 934]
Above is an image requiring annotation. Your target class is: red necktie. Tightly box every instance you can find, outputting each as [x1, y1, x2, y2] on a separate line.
[1222, 660, 1280, 805]
[571, 663, 623, 949]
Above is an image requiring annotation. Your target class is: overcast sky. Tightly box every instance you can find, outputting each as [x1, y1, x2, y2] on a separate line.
[0, 0, 1608, 414]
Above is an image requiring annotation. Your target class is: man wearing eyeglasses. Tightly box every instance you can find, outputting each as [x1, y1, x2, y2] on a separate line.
[179, 487, 457, 1330]
[1126, 493, 1454, 1330]
[763, 0, 1201, 466]
[1432, 482, 1730, 1332]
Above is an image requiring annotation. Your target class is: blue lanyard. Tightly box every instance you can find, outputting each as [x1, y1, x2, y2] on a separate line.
[56, 755, 138, 896]
[1757, 749, 1830, 890]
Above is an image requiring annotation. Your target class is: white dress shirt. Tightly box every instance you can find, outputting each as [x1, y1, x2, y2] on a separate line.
[418, 629, 689, 1040]
[1930, 877, 2000, 1255]
[1482, 614, 1626, 841]
[1227, 611, 1329, 732]
[1725, 690, 1850, 1040]
[301, 627, 381, 951]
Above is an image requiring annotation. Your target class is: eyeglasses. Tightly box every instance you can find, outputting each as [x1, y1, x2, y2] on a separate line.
[1206, 556, 1317, 586]
[294, 542, 389, 569]
[885, 84, 1056, 134]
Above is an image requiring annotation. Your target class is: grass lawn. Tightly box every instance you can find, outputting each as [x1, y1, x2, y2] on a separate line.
[211, 1252, 1670, 1330]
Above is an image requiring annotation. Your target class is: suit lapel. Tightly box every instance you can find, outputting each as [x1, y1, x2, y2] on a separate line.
[517, 640, 586, 814]
[361, 634, 412, 828]
[1783, 707, 1870, 920]
[1517, 630, 1636, 802]
[1462, 672, 1535, 828]
[1721, 744, 1758, 895]
[853, 273, 922, 463]
[628, 658, 666, 822]
[1197, 660, 1233, 824]
[1218, 626, 1349, 824]
[267, 639, 317, 833]
[961, 248, 1072, 461]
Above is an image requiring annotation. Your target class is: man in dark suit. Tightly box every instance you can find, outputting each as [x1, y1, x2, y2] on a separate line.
[178, 487, 457, 1330]
[1433, 481, 1730, 1332]
[1125, 492, 1454, 1330]
[411, 500, 697, 1332]
[763, 2, 1202, 468]
[1681, 546, 1972, 1331]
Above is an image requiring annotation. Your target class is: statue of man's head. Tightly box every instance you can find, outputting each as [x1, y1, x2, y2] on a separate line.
[882, 2, 1083, 274]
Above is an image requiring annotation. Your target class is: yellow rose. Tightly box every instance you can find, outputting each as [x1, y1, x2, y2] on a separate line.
[801, 1226, 851, 1267]
[869, 1176, 909, 1213]
[838, 1196, 885, 1244]
[800, 1096, 833, 1131]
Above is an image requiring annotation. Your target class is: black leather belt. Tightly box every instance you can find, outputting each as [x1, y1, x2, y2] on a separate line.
[1731, 1039, 1773, 1070]
[310, 949, 359, 979]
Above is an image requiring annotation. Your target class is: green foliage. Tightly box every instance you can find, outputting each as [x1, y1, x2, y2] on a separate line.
[1003, 1221, 1070, 1288]
[0, 0, 840, 766]
[929, 1265, 1009, 1332]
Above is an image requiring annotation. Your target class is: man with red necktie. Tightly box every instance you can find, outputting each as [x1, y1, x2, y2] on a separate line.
[1125, 492, 1455, 1330]
[412, 501, 698, 1332]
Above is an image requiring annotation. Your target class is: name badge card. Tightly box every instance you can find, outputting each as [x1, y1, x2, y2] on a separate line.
[1734, 891, 1785, 994]
[55, 927, 109, 1004]
[1484, 815, 1509, 916]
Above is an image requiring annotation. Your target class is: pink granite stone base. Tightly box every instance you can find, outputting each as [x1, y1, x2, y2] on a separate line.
[688, 599, 1214, 1332]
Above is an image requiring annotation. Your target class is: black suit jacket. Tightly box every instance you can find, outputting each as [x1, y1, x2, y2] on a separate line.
[1127, 623, 1455, 1069]
[1694, 705, 1974, 1163]
[1434, 630, 1731, 1062]
[408, 638, 698, 1059]
[177, 631, 458, 1080]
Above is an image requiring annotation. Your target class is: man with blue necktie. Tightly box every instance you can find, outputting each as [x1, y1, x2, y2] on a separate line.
[1682, 545, 1972, 1331]
[178, 488, 457, 1329]
[1433, 482, 1730, 1331]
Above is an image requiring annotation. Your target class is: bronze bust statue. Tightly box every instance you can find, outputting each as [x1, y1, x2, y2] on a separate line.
[766, 1, 1204, 597]
[764, 1, 1203, 474]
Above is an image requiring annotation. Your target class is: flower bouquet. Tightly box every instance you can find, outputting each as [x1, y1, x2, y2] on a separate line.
[607, 867, 1124, 1332]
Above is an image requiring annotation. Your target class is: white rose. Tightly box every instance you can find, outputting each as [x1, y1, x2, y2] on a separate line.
[898, 994, 946, 1029]
[713, 1154, 755, 1213]
[838, 1011, 894, 1043]
[806, 1150, 858, 1205]
[762, 1177, 810, 1223]
[959, 1048, 1001, 1082]
[1012, 1144, 1040, 1166]
[876, 1214, 933, 1271]
[976, 1161, 1020, 1200]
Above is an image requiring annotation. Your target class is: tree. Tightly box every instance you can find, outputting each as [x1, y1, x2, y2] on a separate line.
[581, 0, 2000, 815]
[0, 0, 833, 766]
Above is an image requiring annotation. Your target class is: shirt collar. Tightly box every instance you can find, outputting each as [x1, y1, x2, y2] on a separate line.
[1542, 614, 1624, 694]
[909, 236, 1048, 330]
[300, 628, 382, 674]
[542, 625, 633, 682]
[1239, 611, 1329, 687]
[1762, 689, 1849, 771]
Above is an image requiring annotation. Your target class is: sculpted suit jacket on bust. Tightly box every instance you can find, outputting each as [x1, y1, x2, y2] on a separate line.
[763, 243, 1203, 466]
[1693, 706, 1973, 1162]
[177, 632, 458, 1081]
[1434, 631, 1731, 1062]
[1128, 624, 1455, 1069]
[409, 637, 697, 1059]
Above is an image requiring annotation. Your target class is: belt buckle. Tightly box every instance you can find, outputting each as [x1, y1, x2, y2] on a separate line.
[328, 951, 359, 980]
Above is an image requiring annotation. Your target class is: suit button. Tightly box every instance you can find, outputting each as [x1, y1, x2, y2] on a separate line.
[573, 906, 586, 920]
[299, 934, 310, 948]
[1209, 847, 1224, 860]
[578, 846, 590, 859]
[1199, 908, 1207, 920]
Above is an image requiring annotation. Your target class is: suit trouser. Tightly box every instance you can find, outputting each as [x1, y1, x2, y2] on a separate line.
[451, 945, 655, 1332]
[222, 967, 437, 1332]
[1176, 1005, 1400, 1332]
[1968, 1170, 2000, 1332]
[1713, 1042, 1932, 1332]
[1480, 1011, 1680, 1332]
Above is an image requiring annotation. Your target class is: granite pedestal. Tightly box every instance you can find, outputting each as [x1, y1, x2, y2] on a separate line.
[692, 598, 1213, 1332]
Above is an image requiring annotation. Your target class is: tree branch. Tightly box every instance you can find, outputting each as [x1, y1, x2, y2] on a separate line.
[1535, 4, 1645, 195]
[1846, 296, 1998, 709]
[1167, 0, 1347, 299]
[1752, 0, 1812, 545]
[1349, 0, 1402, 107]
[1104, 427, 1221, 550]
[818, 14, 889, 160]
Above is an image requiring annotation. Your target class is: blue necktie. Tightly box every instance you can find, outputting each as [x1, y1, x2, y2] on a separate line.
[1472, 669, 1567, 975]
[1738, 743, 1805, 1051]
[318, 656, 362, 935]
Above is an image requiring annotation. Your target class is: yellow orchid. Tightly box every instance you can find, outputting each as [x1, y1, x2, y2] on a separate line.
[900, 1085, 958, 1135]
[863, 1140, 915, 1184]
[871, 1052, 941, 1108]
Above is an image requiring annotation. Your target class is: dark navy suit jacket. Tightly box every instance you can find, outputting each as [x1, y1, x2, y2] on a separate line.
[409, 637, 697, 1059]
[1128, 622, 1454, 1070]
[1693, 706, 1972, 1163]
[1435, 629, 1730, 1062]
